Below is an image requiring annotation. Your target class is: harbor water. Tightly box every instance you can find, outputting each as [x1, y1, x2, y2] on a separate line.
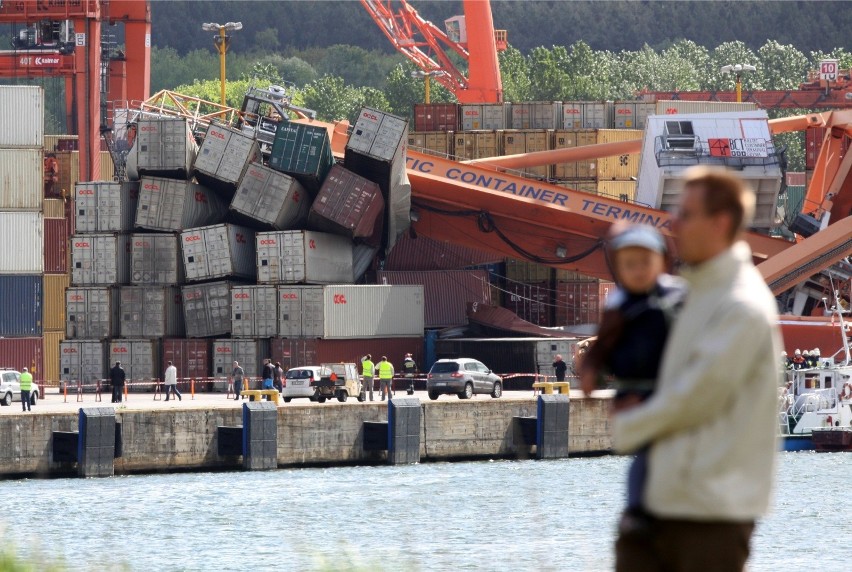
[2, 452, 848, 571]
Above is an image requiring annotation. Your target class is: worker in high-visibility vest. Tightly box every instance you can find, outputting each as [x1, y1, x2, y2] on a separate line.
[19, 367, 34, 412]
[361, 354, 375, 401]
[375, 356, 395, 402]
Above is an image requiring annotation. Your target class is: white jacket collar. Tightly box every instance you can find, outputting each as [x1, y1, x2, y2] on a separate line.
[679, 241, 752, 290]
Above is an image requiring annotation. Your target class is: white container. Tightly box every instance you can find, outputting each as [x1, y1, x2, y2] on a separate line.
[70, 233, 131, 285]
[129, 118, 197, 178]
[0, 149, 43, 209]
[230, 161, 310, 229]
[346, 107, 408, 163]
[108, 339, 160, 382]
[231, 285, 278, 338]
[0, 212, 43, 274]
[65, 286, 119, 339]
[511, 101, 562, 129]
[60, 340, 107, 390]
[182, 280, 233, 338]
[181, 223, 256, 281]
[460, 103, 511, 130]
[74, 181, 139, 233]
[194, 123, 261, 191]
[135, 177, 226, 232]
[562, 101, 613, 129]
[256, 230, 353, 284]
[211, 339, 270, 380]
[118, 286, 185, 338]
[0, 86, 44, 147]
[129, 232, 183, 285]
[277, 285, 324, 338]
[322, 284, 424, 339]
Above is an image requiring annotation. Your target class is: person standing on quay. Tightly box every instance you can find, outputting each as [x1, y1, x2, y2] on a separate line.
[402, 353, 418, 395]
[361, 354, 375, 401]
[552, 354, 568, 382]
[262, 358, 275, 392]
[110, 361, 126, 403]
[376, 356, 394, 401]
[273, 361, 284, 394]
[231, 361, 245, 401]
[612, 167, 781, 572]
[19, 367, 33, 412]
[164, 361, 181, 401]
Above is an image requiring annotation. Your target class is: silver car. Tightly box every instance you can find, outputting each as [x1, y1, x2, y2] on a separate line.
[0, 369, 40, 406]
[426, 358, 502, 400]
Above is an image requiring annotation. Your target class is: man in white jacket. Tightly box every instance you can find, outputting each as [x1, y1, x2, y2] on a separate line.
[613, 167, 782, 571]
[164, 360, 181, 401]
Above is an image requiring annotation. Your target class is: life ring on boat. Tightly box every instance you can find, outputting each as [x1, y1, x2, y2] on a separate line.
[839, 383, 852, 401]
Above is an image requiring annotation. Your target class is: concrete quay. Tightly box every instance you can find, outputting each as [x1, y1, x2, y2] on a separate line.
[0, 391, 613, 478]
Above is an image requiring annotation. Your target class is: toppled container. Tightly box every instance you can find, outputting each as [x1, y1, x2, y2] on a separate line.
[135, 177, 226, 232]
[256, 230, 353, 285]
[60, 340, 107, 392]
[231, 285, 278, 338]
[65, 286, 119, 339]
[180, 223, 256, 282]
[108, 339, 160, 384]
[308, 164, 384, 246]
[511, 101, 563, 129]
[162, 339, 211, 381]
[118, 286, 185, 338]
[268, 122, 335, 191]
[126, 118, 198, 179]
[74, 181, 139, 233]
[211, 339, 270, 381]
[193, 123, 261, 196]
[229, 161, 310, 230]
[70, 233, 131, 285]
[129, 232, 184, 285]
[344, 107, 411, 253]
[181, 280, 234, 338]
[277, 285, 323, 338]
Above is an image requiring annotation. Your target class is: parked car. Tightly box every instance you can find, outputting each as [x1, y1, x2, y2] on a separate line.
[282, 366, 324, 403]
[0, 369, 40, 406]
[426, 358, 502, 400]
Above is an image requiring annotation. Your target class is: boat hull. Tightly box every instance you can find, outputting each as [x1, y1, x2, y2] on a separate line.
[780, 435, 814, 452]
[812, 428, 852, 452]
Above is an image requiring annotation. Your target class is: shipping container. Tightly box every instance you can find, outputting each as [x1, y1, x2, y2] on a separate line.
[384, 233, 501, 271]
[70, 233, 131, 285]
[0, 338, 44, 382]
[321, 284, 424, 339]
[353, 244, 378, 282]
[277, 285, 324, 338]
[408, 131, 452, 157]
[43, 217, 69, 274]
[211, 339, 270, 380]
[129, 232, 183, 285]
[501, 130, 551, 177]
[74, 181, 139, 233]
[118, 286, 185, 338]
[562, 101, 612, 129]
[182, 281, 234, 338]
[162, 339, 211, 381]
[44, 134, 78, 152]
[654, 100, 758, 115]
[0, 148, 43, 209]
[0, 212, 44, 274]
[135, 177, 226, 232]
[459, 103, 511, 130]
[99, 151, 116, 181]
[54, 151, 80, 198]
[43, 273, 70, 331]
[43, 198, 66, 219]
[596, 129, 643, 180]
[181, 223, 256, 281]
[453, 131, 501, 160]
[0, 275, 42, 336]
[505, 259, 551, 283]
[554, 268, 598, 282]
[552, 130, 597, 179]
[229, 161, 310, 230]
[504, 281, 552, 327]
[231, 285, 278, 338]
[414, 103, 459, 132]
[613, 101, 656, 129]
[805, 127, 850, 170]
[127, 118, 197, 179]
[108, 339, 160, 383]
[60, 340, 107, 390]
[786, 172, 806, 187]
[0, 86, 43, 147]
[555, 280, 602, 326]
[257, 230, 353, 285]
[511, 101, 562, 130]
[193, 123, 262, 194]
[554, 180, 598, 193]
[377, 270, 492, 328]
[268, 122, 335, 191]
[308, 164, 384, 245]
[65, 286, 119, 339]
[269, 338, 319, 370]
[42, 330, 63, 383]
[269, 337, 424, 373]
[597, 180, 637, 202]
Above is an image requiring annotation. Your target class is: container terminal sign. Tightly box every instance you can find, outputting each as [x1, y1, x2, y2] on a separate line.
[708, 138, 768, 158]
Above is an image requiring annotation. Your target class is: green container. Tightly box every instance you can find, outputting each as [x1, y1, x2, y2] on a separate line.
[782, 185, 806, 216]
[269, 123, 335, 191]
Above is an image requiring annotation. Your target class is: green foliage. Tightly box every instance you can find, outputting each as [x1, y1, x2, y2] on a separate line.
[254, 27, 280, 52]
[499, 46, 531, 101]
[383, 64, 424, 119]
[172, 78, 253, 109]
[316, 45, 401, 90]
[300, 76, 363, 122]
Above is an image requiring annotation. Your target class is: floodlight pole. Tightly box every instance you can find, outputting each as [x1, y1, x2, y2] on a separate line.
[202, 22, 243, 106]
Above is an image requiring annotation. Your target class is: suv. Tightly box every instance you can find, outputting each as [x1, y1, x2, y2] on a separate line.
[0, 369, 40, 407]
[426, 358, 502, 400]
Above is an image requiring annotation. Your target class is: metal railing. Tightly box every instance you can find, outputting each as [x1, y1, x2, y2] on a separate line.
[654, 136, 782, 169]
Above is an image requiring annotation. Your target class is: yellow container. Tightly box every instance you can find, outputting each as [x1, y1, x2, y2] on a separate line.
[44, 134, 78, 152]
[43, 198, 66, 218]
[42, 330, 65, 384]
[501, 130, 551, 178]
[453, 131, 501, 160]
[554, 180, 598, 194]
[597, 180, 637, 203]
[408, 131, 452, 157]
[553, 130, 598, 180]
[99, 151, 115, 181]
[43, 273, 70, 331]
[596, 129, 643, 181]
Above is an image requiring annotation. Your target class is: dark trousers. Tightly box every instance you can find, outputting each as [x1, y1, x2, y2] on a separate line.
[21, 389, 31, 411]
[234, 379, 242, 400]
[112, 385, 123, 403]
[165, 384, 181, 400]
[615, 514, 754, 572]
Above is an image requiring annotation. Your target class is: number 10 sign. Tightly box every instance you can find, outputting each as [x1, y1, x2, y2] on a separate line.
[820, 60, 839, 82]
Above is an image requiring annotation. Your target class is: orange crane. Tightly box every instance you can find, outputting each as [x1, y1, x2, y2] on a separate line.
[360, 0, 504, 103]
